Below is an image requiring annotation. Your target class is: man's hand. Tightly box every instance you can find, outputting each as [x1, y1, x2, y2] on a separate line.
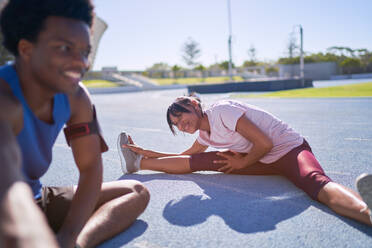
[56, 231, 75, 248]
[1, 182, 59, 248]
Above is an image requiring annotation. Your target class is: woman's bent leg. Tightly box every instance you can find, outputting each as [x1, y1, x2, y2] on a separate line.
[276, 141, 371, 225]
[296, 150, 371, 225]
[318, 182, 371, 225]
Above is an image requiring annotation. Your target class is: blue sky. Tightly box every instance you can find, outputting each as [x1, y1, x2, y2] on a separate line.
[92, 0, 372, 71]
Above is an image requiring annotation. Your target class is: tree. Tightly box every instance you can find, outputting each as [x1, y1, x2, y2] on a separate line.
[265, 66, 278, 73]
[219, 60, 235, 71]
[243, 44, 258, 67]
[367, 56, 372, 72]
[145, 62, 170, 78]
[278, 52, 343, 65]
[247, 44, 257, 64]
[171, 65, 182, 79]
[327, 46, 355, 57]
[194, 64, 206, 82]
[207, 63, 221, 71]
[194, 64, 206, 71]
[0, 32, 14, 65]
[286, 32, 298, 58]
[243, 60, 258, 67]
[356, 49, 371, 70]
[277, 57, 299, 64]
[181, 37, 201, 68]
[146, 62, 170, 71]
[340, 58, 362, 74]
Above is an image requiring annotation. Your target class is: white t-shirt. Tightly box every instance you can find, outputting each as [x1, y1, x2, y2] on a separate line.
[197, 100, 303, 164]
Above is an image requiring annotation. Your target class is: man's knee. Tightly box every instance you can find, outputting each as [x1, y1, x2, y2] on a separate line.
[132, 181, 150, 208]
[118, 180, 150, 210]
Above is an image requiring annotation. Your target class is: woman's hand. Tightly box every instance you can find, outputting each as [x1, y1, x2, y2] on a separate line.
[122, 136, 156, 158]
[214, 151, 247, 173]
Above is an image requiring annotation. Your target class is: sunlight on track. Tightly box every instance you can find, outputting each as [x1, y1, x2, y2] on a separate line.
[344, 138, 372, 141]
[173, 174, 306, 201]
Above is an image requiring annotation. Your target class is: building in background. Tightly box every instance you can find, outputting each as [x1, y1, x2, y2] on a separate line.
[89, 16, 107, 69]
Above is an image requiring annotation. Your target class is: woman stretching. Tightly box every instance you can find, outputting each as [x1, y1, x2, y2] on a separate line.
[117, 95, 372, 226]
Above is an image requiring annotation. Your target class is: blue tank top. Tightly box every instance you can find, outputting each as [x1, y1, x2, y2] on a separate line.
[0, 65, 71, 198]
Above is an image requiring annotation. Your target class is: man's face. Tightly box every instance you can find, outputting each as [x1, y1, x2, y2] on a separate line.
[28, 16, 91, 95]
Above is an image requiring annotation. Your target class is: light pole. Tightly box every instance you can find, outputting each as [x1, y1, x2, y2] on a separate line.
[294, 25, 305, 87]
[227, 0, 233, 81]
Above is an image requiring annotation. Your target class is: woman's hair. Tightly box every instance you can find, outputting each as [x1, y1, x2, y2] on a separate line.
[166, 95, 203, 135]
[0, 0, 95, 56]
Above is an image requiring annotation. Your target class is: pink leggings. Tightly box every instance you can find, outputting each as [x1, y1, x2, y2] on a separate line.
[189, 140, 332, 200]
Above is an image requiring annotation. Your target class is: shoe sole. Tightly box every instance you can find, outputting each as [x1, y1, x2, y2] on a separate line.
[356, 173, 372, 211]
[117, 132, 128, 174]
[117, 132, 139, 174]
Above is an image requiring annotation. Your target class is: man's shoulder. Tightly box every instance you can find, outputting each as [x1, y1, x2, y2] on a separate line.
[0, 77, 12, 93]
[0, 78, 23, 133]
[67, 82, 91, 108]
[66, 82, 94, 124]
[0, 78, 21, 111]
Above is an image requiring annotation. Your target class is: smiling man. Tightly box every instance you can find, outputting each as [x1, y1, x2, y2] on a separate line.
[0, 1, 149, 247]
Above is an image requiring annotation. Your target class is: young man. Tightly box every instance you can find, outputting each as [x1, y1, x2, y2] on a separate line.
[0, 1, 149, 247]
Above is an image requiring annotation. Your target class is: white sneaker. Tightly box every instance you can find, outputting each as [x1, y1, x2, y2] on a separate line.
[117, 132, 142, 174]
[356, 173, 372, 223]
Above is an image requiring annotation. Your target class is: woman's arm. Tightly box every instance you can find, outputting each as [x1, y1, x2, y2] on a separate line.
[124, 137, 208, 158]
[216, 114, 273, 173]
[181, 139, 208, 155]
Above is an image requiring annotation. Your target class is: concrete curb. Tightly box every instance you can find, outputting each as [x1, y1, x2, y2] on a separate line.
[187, 79, 313, 94]
[87, 84, 187, 95]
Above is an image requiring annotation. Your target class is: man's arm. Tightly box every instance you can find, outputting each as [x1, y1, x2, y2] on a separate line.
[0, 85, 58, 248]
[56, 85, 103, 247]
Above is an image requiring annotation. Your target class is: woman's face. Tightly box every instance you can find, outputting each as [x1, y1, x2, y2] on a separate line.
[169, 104, 202, 134]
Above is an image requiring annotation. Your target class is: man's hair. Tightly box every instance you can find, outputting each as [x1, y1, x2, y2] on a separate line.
[0, 0, 94, 56]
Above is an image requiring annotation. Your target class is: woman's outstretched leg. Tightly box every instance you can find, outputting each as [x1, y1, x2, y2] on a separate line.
[140, 151, 273, 175]
[140, 151, 233, 174]
[140, 155, 192, 174]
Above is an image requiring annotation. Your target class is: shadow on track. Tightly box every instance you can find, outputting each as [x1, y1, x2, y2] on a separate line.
[97, 220, 148, 248]
[119, 173, 372, 236]
[120, 173, 312, 233]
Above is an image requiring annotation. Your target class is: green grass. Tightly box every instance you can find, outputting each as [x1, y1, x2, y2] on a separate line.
[235, 82, 372, 98]
[82, 80, 119, 88]
[153, 76, 244, 85]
